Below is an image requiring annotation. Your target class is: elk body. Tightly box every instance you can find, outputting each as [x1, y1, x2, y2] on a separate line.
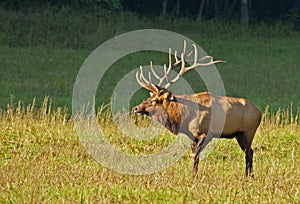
[134, 41, 262, 177]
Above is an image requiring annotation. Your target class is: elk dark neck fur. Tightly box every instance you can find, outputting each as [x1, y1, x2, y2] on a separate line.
[163, 98, 183, 135]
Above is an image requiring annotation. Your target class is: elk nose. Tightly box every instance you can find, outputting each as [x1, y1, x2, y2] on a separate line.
[134, 105, 144, 114]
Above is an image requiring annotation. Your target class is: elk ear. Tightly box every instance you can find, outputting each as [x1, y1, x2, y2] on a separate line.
[169, 93, 174, 101]
[162, 92, 174, 101]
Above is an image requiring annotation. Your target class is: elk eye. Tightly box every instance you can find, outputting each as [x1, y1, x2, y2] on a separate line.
[155, 99, 163, 104]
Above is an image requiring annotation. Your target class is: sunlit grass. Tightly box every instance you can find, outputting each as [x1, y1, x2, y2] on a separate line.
[0, 98, 299, 203]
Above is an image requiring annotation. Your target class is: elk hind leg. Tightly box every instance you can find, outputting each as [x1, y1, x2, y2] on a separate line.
[236, 132, 254, 177]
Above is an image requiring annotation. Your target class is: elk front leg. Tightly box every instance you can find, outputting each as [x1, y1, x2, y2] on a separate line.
[191, 133, 207, 176]
[189, 117, 202, 157]
[190, 138, 200, 175]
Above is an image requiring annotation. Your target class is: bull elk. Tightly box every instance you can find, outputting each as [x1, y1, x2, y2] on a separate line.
[133, 41, 262, 177]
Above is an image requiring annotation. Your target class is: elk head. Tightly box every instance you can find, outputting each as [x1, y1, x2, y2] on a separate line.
[134, 41, 224, 125]
[134, 87, 175, 125]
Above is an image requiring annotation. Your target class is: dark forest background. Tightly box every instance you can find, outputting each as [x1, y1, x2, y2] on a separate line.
[1, 0, 300, 26]
[1, 0, 300, 49]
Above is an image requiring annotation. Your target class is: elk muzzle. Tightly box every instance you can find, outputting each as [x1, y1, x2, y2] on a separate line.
[134, 104, 146, 115]
[133, 100, 152, 115]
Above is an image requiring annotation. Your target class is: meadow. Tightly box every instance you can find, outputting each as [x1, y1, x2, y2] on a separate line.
[0, 6, 300, 203]
[0, 98, 299, 203]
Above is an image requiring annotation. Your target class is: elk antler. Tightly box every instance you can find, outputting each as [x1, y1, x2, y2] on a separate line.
[136, 40, 224, 92]
[135, 64, 160, 93]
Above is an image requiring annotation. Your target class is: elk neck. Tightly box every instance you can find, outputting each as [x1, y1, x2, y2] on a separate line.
[162, 97, 183, 135]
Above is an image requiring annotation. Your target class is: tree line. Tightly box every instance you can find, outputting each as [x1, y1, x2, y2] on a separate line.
[1, 0, 300, 27]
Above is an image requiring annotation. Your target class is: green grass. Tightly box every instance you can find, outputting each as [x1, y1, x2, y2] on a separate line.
[1, 31, 300, 113]
[0, 46, 88, 108]
[0, 99, 299, 203]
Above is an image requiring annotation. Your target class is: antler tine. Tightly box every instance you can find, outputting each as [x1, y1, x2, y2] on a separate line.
[183, 40, 187, 56]
[171, 50, 182, 69]
[192, 44, 198, 66]
[148, 72, 158, 88]
[188, 44, 225, 68]
[168, 40, 187, 70]
[164, 64, 170, 82]
[163, 52, 186, 90]
[199, 55, 213, 61]
[136, 66, 159, 93]
[150, 61, 160, 80]
[179, 44, 225, 71]
[139, 66, 150, 84]
[168, 48, 172, 69]
[149, 60, 169, 88]
[135, 66, 147, 87]
[136, 70, 145, 88]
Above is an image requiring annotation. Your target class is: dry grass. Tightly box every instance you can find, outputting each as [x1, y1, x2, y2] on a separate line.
[0, 98, 299, 203]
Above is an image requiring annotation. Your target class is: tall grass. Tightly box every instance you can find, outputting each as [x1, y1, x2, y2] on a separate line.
[0, 98, 299, 203]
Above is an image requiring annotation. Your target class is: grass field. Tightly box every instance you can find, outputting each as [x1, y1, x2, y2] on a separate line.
[0, 99, 299, 203]
[0, 6, 300, 203]
[1, 34, 300, 112]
